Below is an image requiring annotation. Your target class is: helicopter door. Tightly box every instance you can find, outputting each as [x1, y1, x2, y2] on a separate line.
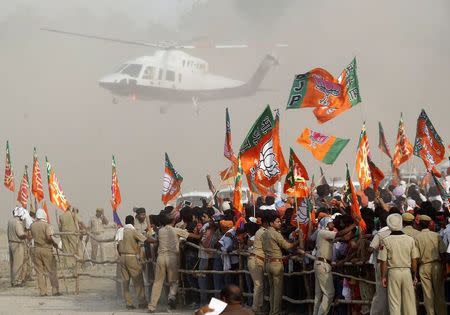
[165, 70, 176, 89]
[141, 66, 155, 86]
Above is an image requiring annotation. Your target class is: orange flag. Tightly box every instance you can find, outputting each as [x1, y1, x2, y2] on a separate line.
[162, 153, 183, 205]
[43, 201, 50, 223]
[368, 158, 385, 191]
[345, 164, 366, 233]
[287, 59, 361, 124]
[233, 158, 244, 217]
[297, 128, 349, 165]
[356, 123, 372, 190]
[45, 157, 69, 211]
[17, 166, 29, 209]
[32, 148, 44, 202]
[393, 113, 413, 168]
[239, 106, 287, 189]
[283, 148, 309, 198]
[4, 141, 15, 192]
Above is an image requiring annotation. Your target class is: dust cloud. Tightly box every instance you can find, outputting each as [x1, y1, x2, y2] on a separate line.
[0, 0, 448, 222]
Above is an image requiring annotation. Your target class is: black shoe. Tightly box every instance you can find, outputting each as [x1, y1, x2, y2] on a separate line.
[148, 310, 155, 313]
[126, 305, 136, 310]
[138, 303, 148, 309]
[168, 299, 176, 310]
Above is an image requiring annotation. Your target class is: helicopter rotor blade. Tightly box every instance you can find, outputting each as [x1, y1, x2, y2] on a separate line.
[41, 28, 165, 49]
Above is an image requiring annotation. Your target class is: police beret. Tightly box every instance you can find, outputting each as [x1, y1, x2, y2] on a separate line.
[135, 207, 146, 214]
[418, 215, 432, 222]
[401, 213, 415, 222]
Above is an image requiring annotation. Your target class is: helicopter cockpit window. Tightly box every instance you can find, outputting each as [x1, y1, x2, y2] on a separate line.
[120, 64, 142, 78]
[166, 70, 175, 82]
[142, 66, 155, 80]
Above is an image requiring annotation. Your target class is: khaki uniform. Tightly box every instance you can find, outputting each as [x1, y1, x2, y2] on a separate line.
[59, 210, 80, 268]
[369, 227, 391, 315]
[148, 225, 189, 311]
[118, 227, 147, 307]
[414, 229, 446, 315]
[313, 229, 337, 315]
[90, 215, 108, 261]
[30, 220, 59, 295]
[7, 217, 26, 286]
[402, 225, 419, 238]
[379, 234, 419, 315]
[248, 226, 266, 312]
[261, 227, 292, 315]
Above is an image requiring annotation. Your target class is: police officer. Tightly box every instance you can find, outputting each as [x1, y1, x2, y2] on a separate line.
[7, 207, 28, 286]
[379, 213, 419, 315]
[89, 208, 108, 262]
[117, 215, 148, 310]
[369, 212, 391, 315]
[30, 209, 61, 296]
[414, 215, 446, 315]
[248, 215, 268, 313]
[313, 216, 358, 315]
[148, 213, 199, 313]
[262, 214, 298, 315]
[402, 212, 419, 237]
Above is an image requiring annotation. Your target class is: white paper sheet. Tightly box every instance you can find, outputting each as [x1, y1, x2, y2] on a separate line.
[204, 297, 228, 315]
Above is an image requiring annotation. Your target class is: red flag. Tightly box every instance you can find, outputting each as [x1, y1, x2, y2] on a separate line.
[283, 148, 309, 198]
[46, 157, 69, 211]
[413, 110, 445, 176]
[368, 158, 385, 191]
[378, 122, 392, 159]
[17, 166, 29, 209]
[162, 153, 183, 205]
[393, 113, 413, 168]
[345, 164, 366, 233]
[224, 108, 237, 163]
[4, 141, 15, 192]
[219, 163, 237, 181]
[32, 148, 44, 202]
[356, 124, 372, 190]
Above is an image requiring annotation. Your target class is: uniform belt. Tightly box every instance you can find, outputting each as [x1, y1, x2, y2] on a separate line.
[317, 257, 332, 264]
[120, 253, 139, 257]
[8, 240, 23, 243]
[266, 257, 283, 262]
[421, 260, 440, 265]
[250, 254, 265, 262]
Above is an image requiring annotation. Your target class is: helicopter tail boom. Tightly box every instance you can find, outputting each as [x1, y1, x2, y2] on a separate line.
[241, 54, 278, 95]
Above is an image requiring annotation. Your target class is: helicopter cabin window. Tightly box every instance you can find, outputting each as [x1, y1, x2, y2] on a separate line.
[158, 69, 163, 80]
[166, 70, 175, 82]
[120, 64, 142, 78]
[142, 66, 155, 80]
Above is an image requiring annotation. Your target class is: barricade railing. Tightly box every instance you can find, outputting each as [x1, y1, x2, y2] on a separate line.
[47, 231, 449, 310]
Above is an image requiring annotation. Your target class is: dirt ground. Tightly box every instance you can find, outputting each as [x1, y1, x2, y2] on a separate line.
[0, 230, 190, 315]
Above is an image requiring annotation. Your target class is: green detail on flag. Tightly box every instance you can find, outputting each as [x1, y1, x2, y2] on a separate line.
[413, 109, 443, 157]
[45, 156, 51, 182]
[286, 73, 309, 109]
[432, 173, 449, 204]
[239, 105, 274, 154]
[344, 58, 361, 107]
[165, 153, 183, 181]
[322, 138, 350, 165]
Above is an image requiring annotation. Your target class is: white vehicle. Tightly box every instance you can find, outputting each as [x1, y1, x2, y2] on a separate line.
[41, 28, 284, 111]
[176, 191, 212, 208]
[217, 187, 250, 204]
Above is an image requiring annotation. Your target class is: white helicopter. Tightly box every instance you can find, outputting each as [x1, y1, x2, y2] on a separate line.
[42, 28, 286, 112]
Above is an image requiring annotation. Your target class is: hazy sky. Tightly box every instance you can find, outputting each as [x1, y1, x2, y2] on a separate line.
[0, 0, 449, 223]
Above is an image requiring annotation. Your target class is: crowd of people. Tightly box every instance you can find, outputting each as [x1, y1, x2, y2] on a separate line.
[6, 170, 450, 315]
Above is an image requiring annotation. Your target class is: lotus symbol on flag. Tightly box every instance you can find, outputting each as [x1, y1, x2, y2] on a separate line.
[162, 173, 173, 194]
[309, 131, 329, 149]
[297, 201, 309, 224]
[312, 74, 341, 106]
[258, 138, 280, 179]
